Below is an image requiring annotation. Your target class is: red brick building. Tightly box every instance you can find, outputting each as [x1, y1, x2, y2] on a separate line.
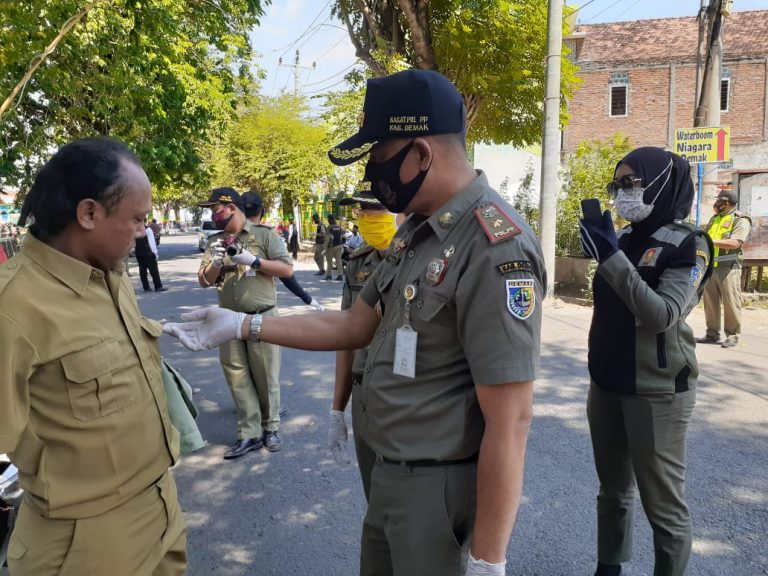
[563, 9, 768, 170]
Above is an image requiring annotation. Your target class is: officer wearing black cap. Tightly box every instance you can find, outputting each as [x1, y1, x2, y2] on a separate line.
[697, 188, 752, 348]
[198, 187, 294, 458]
[166, 70, 545, 576]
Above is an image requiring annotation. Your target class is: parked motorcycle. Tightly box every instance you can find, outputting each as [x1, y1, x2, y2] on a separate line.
[0, 454, 21, 570]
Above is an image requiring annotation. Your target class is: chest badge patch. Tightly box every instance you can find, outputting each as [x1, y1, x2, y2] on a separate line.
[356, 270, 372, 282]
[638, 247, 662, 267]
[425, 258, 448, 286]
[506, 279, 535, 320]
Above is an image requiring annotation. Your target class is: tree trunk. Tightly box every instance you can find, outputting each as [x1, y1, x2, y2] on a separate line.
[339, 0, 387, 76]
[463, 93, 482, 131]
[398, 0, 435, 69]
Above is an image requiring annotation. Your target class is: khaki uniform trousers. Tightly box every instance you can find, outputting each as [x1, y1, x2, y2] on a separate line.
[360, 460, 476, 576]
[703, 265, 742, 339]
[587, 383, 696, 576]
[8, 471, 186, 576]
[325, 245, 343, 277]
[351, 376, 376, 502]
[313, 244, 325, 272]
[219, 307, 281, 439]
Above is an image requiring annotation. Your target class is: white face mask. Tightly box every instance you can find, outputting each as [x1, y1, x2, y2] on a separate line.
[614, 159, 673, 223]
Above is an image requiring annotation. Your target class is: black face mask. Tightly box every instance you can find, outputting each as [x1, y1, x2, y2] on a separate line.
[364, 141, 431, 213]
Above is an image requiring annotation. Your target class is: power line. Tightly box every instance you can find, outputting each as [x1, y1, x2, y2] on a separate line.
[570, 0, 599, 15]
[312, 33, 349, 63]
[271, 0, 332, 56]
[613, 0, 642, 20]
[584, 0, 626, 23]
[302, 62, 357, 89]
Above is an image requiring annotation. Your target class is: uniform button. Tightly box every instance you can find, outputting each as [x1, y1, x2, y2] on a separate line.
[365, 366, 372, 374]
[416, 300, 423, 309]
[407, 250, 415, 258]
[380, 328, 387, 336]
[394, 289, 401, 298]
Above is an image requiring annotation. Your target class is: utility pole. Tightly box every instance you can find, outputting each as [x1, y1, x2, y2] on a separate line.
[538, 0, 563, 299]
[278, 50, 316, 96]
[694, 0, 729, 223]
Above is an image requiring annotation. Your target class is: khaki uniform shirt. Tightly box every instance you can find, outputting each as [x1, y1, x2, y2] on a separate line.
[201, 223, 292, 312]
[358, 173, 546, 462]
[341, 244, 384, 375]
[0, 235, 177, 519]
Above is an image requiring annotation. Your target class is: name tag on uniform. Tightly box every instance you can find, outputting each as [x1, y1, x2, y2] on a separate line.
[393, 327, 417, 378]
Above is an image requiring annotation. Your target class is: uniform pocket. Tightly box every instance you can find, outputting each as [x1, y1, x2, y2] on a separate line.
[61, 340, 132, 421]
[7, 535, 27, 561]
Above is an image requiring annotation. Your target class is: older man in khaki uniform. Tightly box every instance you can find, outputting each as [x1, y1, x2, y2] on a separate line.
[0, 137, 185, 575]
[165, 70, 544, 576]
[697, 189, 752, 348]
[198, 188, 293, 458]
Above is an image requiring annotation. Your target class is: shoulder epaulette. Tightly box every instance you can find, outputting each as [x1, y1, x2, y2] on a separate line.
[350, 245, 375, 260]
[473, 202, 521, 245]
[734, 211, 752, 223]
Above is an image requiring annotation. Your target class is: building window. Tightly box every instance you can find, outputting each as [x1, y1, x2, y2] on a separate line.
[720, 68, 731, 112]
[608, 72, 629, 117]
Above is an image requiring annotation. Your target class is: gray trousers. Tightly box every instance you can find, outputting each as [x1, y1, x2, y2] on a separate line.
[587, 382, 696, 576]
[360, 460, 476, 576]
[703, 265, 742, 339]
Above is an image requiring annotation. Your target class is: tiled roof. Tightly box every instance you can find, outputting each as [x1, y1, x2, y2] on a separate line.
[572, 9, 768, 66]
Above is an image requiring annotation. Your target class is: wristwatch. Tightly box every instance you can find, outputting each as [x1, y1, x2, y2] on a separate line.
[249, 314, 263, 342]
[250, 256, 261, 270]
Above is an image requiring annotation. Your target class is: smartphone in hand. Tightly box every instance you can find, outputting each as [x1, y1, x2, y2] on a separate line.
[581, 198, 602, 224]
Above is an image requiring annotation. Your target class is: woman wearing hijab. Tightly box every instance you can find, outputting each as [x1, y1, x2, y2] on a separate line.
[579, 147, 713, 576]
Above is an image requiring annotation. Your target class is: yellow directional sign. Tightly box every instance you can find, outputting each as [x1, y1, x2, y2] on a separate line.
[674, 126, 730, 164]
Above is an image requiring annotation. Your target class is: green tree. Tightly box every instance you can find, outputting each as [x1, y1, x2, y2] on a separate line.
[557, 133, 633, 256]
[333, 0, 579, 145]
[512, 160, 539, 232]
[318, 84, 366, 198]
[0, 0, 267, 199]
[209, 94, 331, 212]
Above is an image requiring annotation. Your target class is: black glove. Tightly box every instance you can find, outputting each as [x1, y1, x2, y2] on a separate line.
[579, 211, 618, 263]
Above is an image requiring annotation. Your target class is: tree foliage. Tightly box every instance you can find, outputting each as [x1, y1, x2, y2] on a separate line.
[208, 94, 331, 211]
[0, 0, 267, 199]
[333, 0, 579, 145]
[557, 133, 633, 256]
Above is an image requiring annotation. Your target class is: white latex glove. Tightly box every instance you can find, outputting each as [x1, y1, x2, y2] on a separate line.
[230, 247, 257, 267]
[309, 298, 325, 312]
[210, 242, 227, 269]
[465, 553, 506, 576]
[328, 410, 350, 465]
[163, 306, 245, 351]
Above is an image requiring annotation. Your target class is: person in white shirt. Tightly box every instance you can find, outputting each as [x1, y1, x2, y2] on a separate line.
[134, 219, 168, 292]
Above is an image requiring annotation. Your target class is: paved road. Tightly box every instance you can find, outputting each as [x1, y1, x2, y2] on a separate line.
[138, 234, 767, 576]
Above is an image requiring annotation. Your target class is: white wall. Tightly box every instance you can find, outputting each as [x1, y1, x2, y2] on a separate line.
[472, 143, 542, 203]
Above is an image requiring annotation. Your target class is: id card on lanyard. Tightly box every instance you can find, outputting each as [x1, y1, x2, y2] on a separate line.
[393, 283, 418, 378]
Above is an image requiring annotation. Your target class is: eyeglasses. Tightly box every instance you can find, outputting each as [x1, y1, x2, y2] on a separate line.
[606, 175, 643, 196]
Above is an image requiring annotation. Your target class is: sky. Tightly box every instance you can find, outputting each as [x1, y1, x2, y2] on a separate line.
[249, 0, 768, 101]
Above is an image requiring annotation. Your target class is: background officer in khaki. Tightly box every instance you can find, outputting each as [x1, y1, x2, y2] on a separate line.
[324, 214, 345, 281]
[697, 189, 752, 348]
[165, 70, 544, 576]
[0, 137, 186, 575]
[311, 213, 327, 275]
[327, 189, 399, 500]
[198, 188, 293, 458]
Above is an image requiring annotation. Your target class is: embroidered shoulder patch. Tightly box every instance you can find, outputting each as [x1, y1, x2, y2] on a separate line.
[496, 260, 532, 275]
[638, 247, 662, 267]
[506, 279, 535, 320]
[474, 202, 521, 245]
[696, 249, 710, 266]
[350, 245, 375, 260]
[691, 264, 703, 287]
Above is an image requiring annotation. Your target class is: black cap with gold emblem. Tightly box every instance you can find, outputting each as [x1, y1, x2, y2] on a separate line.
[328, 69, 465, 167]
